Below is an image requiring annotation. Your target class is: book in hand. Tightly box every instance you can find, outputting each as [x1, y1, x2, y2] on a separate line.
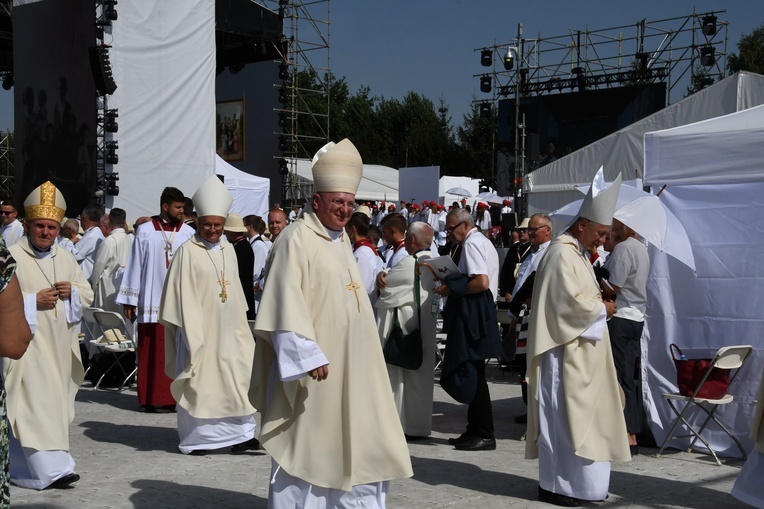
[417, 255, 461, 282]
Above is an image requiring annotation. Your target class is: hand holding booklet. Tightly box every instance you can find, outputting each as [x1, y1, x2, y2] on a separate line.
[416, 255, 462, 282]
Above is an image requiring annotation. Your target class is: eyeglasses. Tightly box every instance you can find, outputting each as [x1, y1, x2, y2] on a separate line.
[200, 223, 224, 231]
[445, 221, 467, 234]
[326, 198, 356, 211]
[527, 225, 550, 233]
[0, 211, 15, 216]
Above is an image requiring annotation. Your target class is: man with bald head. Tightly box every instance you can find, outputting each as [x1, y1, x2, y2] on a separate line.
[376, 221, 438, 439]
[267, 207, 287, 241]
[526, 173, 630, 506]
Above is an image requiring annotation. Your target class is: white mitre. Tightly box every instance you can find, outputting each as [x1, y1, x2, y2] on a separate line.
[576, 167, 622, 226]
[311, 139, 363, 194]
[193, 175, 232, 218]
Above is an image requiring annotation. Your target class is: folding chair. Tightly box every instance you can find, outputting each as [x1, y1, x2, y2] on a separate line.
[657, 344, 753, 465]
[90, 310, 138, 391]
[81, 307, 104, 379]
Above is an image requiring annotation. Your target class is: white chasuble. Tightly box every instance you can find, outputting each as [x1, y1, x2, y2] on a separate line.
[526, 233, 630, 464]
[5, 241, 93, 452]
[376, 250, 437, 437]
[91, 228, 133, 312]
[252, 205, 412, 492]
[159, 235, 256, 421]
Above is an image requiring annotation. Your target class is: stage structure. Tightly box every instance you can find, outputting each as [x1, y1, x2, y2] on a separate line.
[267, 0, 330, 205]
[475, 10, 729, 215]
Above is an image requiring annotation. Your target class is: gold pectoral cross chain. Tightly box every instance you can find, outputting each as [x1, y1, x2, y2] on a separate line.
[345, 269, 362, 313]
[218, 271, 230, 303]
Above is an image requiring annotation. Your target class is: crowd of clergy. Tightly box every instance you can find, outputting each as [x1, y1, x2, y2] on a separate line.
[0, 138, 762, 509]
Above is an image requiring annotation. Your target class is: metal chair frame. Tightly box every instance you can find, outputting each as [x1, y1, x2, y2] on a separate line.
[656, 344, 754, 465]
[90, 310, 138, 392]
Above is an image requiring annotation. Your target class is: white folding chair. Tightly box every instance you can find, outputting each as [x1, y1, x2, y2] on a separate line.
[657, 344, 753, 465]
[81, 307, 104, 379]
[90, 310, 138, 391]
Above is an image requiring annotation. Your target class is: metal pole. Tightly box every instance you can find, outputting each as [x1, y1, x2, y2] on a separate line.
[513, 23, 523, 211]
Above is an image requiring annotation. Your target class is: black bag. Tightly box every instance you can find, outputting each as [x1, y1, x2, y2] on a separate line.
[383, 258, 423, 370]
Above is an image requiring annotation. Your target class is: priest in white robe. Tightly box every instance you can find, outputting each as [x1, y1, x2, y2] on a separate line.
[160, 176, 258, 455]
[90, 208, 132, 313]
[526, 171, 630, 507]
[376, 221, 437, 438]
[347, 211, 384, 305]
[4, 181, 93, 490]
[251, 139, 412, 508]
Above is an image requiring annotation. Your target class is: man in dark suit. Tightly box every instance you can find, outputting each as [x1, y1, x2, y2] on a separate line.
[224, 213, 255, 320]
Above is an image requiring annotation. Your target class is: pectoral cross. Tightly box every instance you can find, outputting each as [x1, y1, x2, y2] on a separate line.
[218, 272, 230, 303]
[164, 243, 173, 268]
[345, 270, 362, 313]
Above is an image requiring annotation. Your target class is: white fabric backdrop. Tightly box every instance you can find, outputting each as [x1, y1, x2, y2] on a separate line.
[108, 0, 216, 221]
[642, 106, 764, 457]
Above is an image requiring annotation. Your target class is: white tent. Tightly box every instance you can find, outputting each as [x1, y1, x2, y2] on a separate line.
[525, 72, 764, 215]
[215, 156, 270, 218]
[294, 159, 399, 202]
[641, 104, 764, 457]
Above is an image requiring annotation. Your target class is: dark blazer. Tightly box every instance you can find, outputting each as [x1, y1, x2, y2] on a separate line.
[499, 241, 531, 297]
[439, 273, 501, 404]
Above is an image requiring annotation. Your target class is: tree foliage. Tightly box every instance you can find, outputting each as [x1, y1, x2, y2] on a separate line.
[287, 71, 486, 178]
[728, 24, 764, 74]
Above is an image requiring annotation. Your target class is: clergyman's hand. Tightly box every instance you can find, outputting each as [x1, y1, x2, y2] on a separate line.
[309, 365, 329, 382]
[605, 299, 617, 318]
[123, 304, 137, 322]
[36, 288, 58, 310]
[54, 281, 71, 300]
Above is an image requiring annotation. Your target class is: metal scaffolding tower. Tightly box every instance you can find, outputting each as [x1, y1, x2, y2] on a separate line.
[475, 10, 729, 214]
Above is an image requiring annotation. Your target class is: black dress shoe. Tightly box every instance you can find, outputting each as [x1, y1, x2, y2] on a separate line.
[189, 449, 209, 456]
[447, 432, 473, 446]
[231, 437, 260, 454]
[514, 413, 527, 424]
[46, 473, 80, 490]
[630, 444, 639, 456]
[454, 436, 496, 451]
[405, 434, 429, 442]
[538, 486, 581, 507]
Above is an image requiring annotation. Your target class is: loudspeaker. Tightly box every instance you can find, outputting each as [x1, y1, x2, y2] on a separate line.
[89, 46, 117, 95]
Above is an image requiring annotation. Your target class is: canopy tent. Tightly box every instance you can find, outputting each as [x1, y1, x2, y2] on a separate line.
[294, 159, 399, 202]
[641, 104, 764, 457]
[215, 156, 270, 218]
[524, 72, 764, 216]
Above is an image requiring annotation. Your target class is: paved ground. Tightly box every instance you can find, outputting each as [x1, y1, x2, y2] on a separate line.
[11, 367, 751, 509]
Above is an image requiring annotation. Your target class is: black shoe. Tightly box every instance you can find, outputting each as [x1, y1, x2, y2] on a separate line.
[188, 449, 209, 456]
[405, 434, 429, 442]
[538, 486, 581, 507]
[514, 413, 527, 424]
[46, 473, 80, 490]
[447, 432, 473, 446]
[231, 437, 260, 454]
[630, 444, 639, 456]
[454, 436, 496, 451]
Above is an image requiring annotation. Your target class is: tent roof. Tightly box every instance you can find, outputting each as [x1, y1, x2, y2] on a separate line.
[294, 159, 399, 202]
[644, 103, 764, 186]
[524, 72, 764, 213]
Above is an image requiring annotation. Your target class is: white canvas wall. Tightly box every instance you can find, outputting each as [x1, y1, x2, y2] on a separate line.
[107, 0, 216, 220]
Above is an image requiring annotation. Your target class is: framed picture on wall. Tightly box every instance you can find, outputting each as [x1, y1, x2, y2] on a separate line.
[216, 99, 245, 161]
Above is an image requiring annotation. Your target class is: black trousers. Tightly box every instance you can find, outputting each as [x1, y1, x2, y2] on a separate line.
[608, 316, 644, 434]
[466, 361, 494, 439]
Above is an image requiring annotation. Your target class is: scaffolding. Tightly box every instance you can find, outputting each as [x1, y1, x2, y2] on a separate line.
[475, 10, 729, 212]
[0, 130, 12, 198]
[260, 0, 331, 204]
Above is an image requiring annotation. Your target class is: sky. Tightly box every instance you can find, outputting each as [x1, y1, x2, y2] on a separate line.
[1, 1, 763, 132]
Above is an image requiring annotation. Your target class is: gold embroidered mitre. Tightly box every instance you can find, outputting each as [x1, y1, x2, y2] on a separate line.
[24, 181, 67, 223]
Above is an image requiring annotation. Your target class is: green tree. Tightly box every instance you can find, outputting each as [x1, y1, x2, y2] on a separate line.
[728, 24, 764, 74]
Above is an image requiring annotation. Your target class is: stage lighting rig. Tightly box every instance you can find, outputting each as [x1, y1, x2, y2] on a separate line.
[104, 141, 119, 165]
[702, 15, 717, 36]
[481, 49, 492, 67]
[480, 75, 492, 93]
[103, 109, 118, 132]
[700, 45, 716, 67]
[105, 173, 120, 196]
